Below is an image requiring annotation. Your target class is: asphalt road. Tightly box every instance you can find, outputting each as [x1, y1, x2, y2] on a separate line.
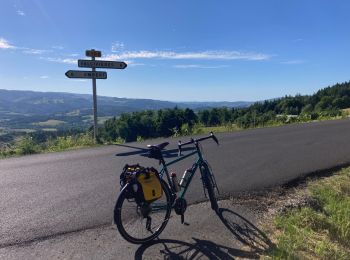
[1, 119, 350, 248]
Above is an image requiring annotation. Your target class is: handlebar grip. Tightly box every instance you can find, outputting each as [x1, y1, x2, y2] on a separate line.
[178, 133, 219, 156]
[210, 132, 219, 145]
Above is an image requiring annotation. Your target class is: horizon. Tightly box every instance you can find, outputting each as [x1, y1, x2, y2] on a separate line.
[0, 87, 254, 103]
[1, 1, 350, 102]
[2, 79, 347, 104]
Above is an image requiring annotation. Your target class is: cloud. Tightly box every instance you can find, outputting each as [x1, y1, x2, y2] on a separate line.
[122, 60, 145, 67]
[41, 57, 77, 64]
[40, 75, 49, 79]
[52, 45, 64, 50]
[0, 38, 16, 49]
[23, 48, 51, 55]
[280, 60, 305, 65]
[173, 64, 229, 69]
[104, 50, 270, 61]
[111, 42, 125, 52]
[16, 10, 25, 16]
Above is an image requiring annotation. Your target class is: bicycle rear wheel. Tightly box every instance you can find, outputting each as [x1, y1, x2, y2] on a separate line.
[201, 163, 219, 211]
[114, 179, 172, 244]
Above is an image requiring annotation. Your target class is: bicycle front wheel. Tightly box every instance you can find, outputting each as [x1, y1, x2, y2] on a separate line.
[201, 163, 219, 212]
[114, 179, 172, 244]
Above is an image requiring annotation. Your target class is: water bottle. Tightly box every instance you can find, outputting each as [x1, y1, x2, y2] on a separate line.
[179, 168, 192, 187]
[170, 172, 180, 192]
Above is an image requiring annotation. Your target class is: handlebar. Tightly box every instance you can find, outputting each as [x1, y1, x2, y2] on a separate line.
[178, 132, 219, 156]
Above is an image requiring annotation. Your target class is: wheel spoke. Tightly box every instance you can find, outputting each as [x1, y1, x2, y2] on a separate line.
[114, 179, 172, 243]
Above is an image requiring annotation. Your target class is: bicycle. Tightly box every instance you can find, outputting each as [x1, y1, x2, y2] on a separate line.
[114, 132, 220, 244]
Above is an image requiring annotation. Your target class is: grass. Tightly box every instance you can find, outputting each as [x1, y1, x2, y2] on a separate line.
[98, 116, 113, 124]
[66, 109, 80, 116]
[342, 108, 350, 117]
[32, 119, 65, 126]
[0, 133, 97, 158]
[194, 124, 240, 134]
[265, 167, 350, 259]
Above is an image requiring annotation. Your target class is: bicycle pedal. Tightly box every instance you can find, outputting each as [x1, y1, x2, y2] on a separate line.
[180, 215, 189, 225]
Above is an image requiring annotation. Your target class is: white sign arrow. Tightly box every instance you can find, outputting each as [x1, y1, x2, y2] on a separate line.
[65, 70, 107, 79]
[78, 60, 127, 69]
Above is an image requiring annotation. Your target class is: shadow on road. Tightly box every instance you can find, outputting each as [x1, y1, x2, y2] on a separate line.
[134, 238, 260, 259]
[134, 207, 273, 259]
[216, 208, 273, 254]
[115, 143, 195, 159]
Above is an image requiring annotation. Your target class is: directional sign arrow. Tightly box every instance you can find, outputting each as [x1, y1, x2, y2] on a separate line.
[78, 60, 127, 69]
[65, 70, 107, 79]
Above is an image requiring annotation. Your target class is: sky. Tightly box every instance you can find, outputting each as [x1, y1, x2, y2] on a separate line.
[0, 0, 349, 102]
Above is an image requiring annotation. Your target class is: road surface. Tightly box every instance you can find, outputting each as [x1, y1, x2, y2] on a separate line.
[1, 119, 350, 248]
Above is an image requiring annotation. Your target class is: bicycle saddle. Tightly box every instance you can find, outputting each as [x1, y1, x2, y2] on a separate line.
[147, 142, 169, 151]
[147, 142, 169, 161]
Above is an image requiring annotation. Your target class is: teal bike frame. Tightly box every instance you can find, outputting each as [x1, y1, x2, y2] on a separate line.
[156, 132, 219, 203]
[159, 149, 203, 199]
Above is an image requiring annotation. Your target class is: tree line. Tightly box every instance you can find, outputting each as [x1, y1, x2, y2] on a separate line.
[99, 81, 350, 142]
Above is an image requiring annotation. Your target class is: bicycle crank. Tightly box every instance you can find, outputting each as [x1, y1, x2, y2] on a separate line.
[174, 198, 187, 224]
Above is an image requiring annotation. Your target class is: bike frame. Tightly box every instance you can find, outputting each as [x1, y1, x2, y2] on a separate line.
[158, 142, 206, 201]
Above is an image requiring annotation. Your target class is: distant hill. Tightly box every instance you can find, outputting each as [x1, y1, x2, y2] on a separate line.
[0, 89, 252, 131]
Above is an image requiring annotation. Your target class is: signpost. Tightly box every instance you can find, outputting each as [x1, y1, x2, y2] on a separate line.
[65, 49, 127, 143]
[85, 50, 101, 58]
[78, 60, 127, 69]
[65, 70, 107, 79]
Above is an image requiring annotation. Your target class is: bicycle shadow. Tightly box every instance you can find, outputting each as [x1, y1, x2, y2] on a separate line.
[134, 238, 260, 259]
[134, 208, 273, 259]
[115, 143, 195, 159]
[216, 208, 273, 254]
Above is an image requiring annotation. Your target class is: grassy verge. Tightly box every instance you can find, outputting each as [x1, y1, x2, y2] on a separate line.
[0, 133, 97, 158]
[190, 124, 240, 135]
[265, 167, 350, 259]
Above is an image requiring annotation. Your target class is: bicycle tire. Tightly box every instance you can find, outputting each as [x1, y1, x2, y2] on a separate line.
[114, 179, 172, 244]
[201, 163, 219, 211]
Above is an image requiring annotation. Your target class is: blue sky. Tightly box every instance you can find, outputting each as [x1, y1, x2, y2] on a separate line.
[0, 0, 349, 102]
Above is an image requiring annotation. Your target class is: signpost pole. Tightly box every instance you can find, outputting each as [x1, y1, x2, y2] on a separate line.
[91, 56, 98, 143]
[65, 49, 126, 144]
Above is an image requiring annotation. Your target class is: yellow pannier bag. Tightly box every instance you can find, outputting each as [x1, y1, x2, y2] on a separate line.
[137, 168, 163, 202]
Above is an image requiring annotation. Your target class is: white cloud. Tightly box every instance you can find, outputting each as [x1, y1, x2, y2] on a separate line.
[173, 64, 229, 69]
[104, 50, 270, 61]
[52, 45, 64, 50]
[41, 57, 77, 64]
[16, 10, 25, 16]
[0, 38, 15, 49]
[40, 75, 49, 79]
[123, 60, 145, 67]
[281, 60, 305, 65]
[111, 42, 125, 52]
[23, 48, 51, 55]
